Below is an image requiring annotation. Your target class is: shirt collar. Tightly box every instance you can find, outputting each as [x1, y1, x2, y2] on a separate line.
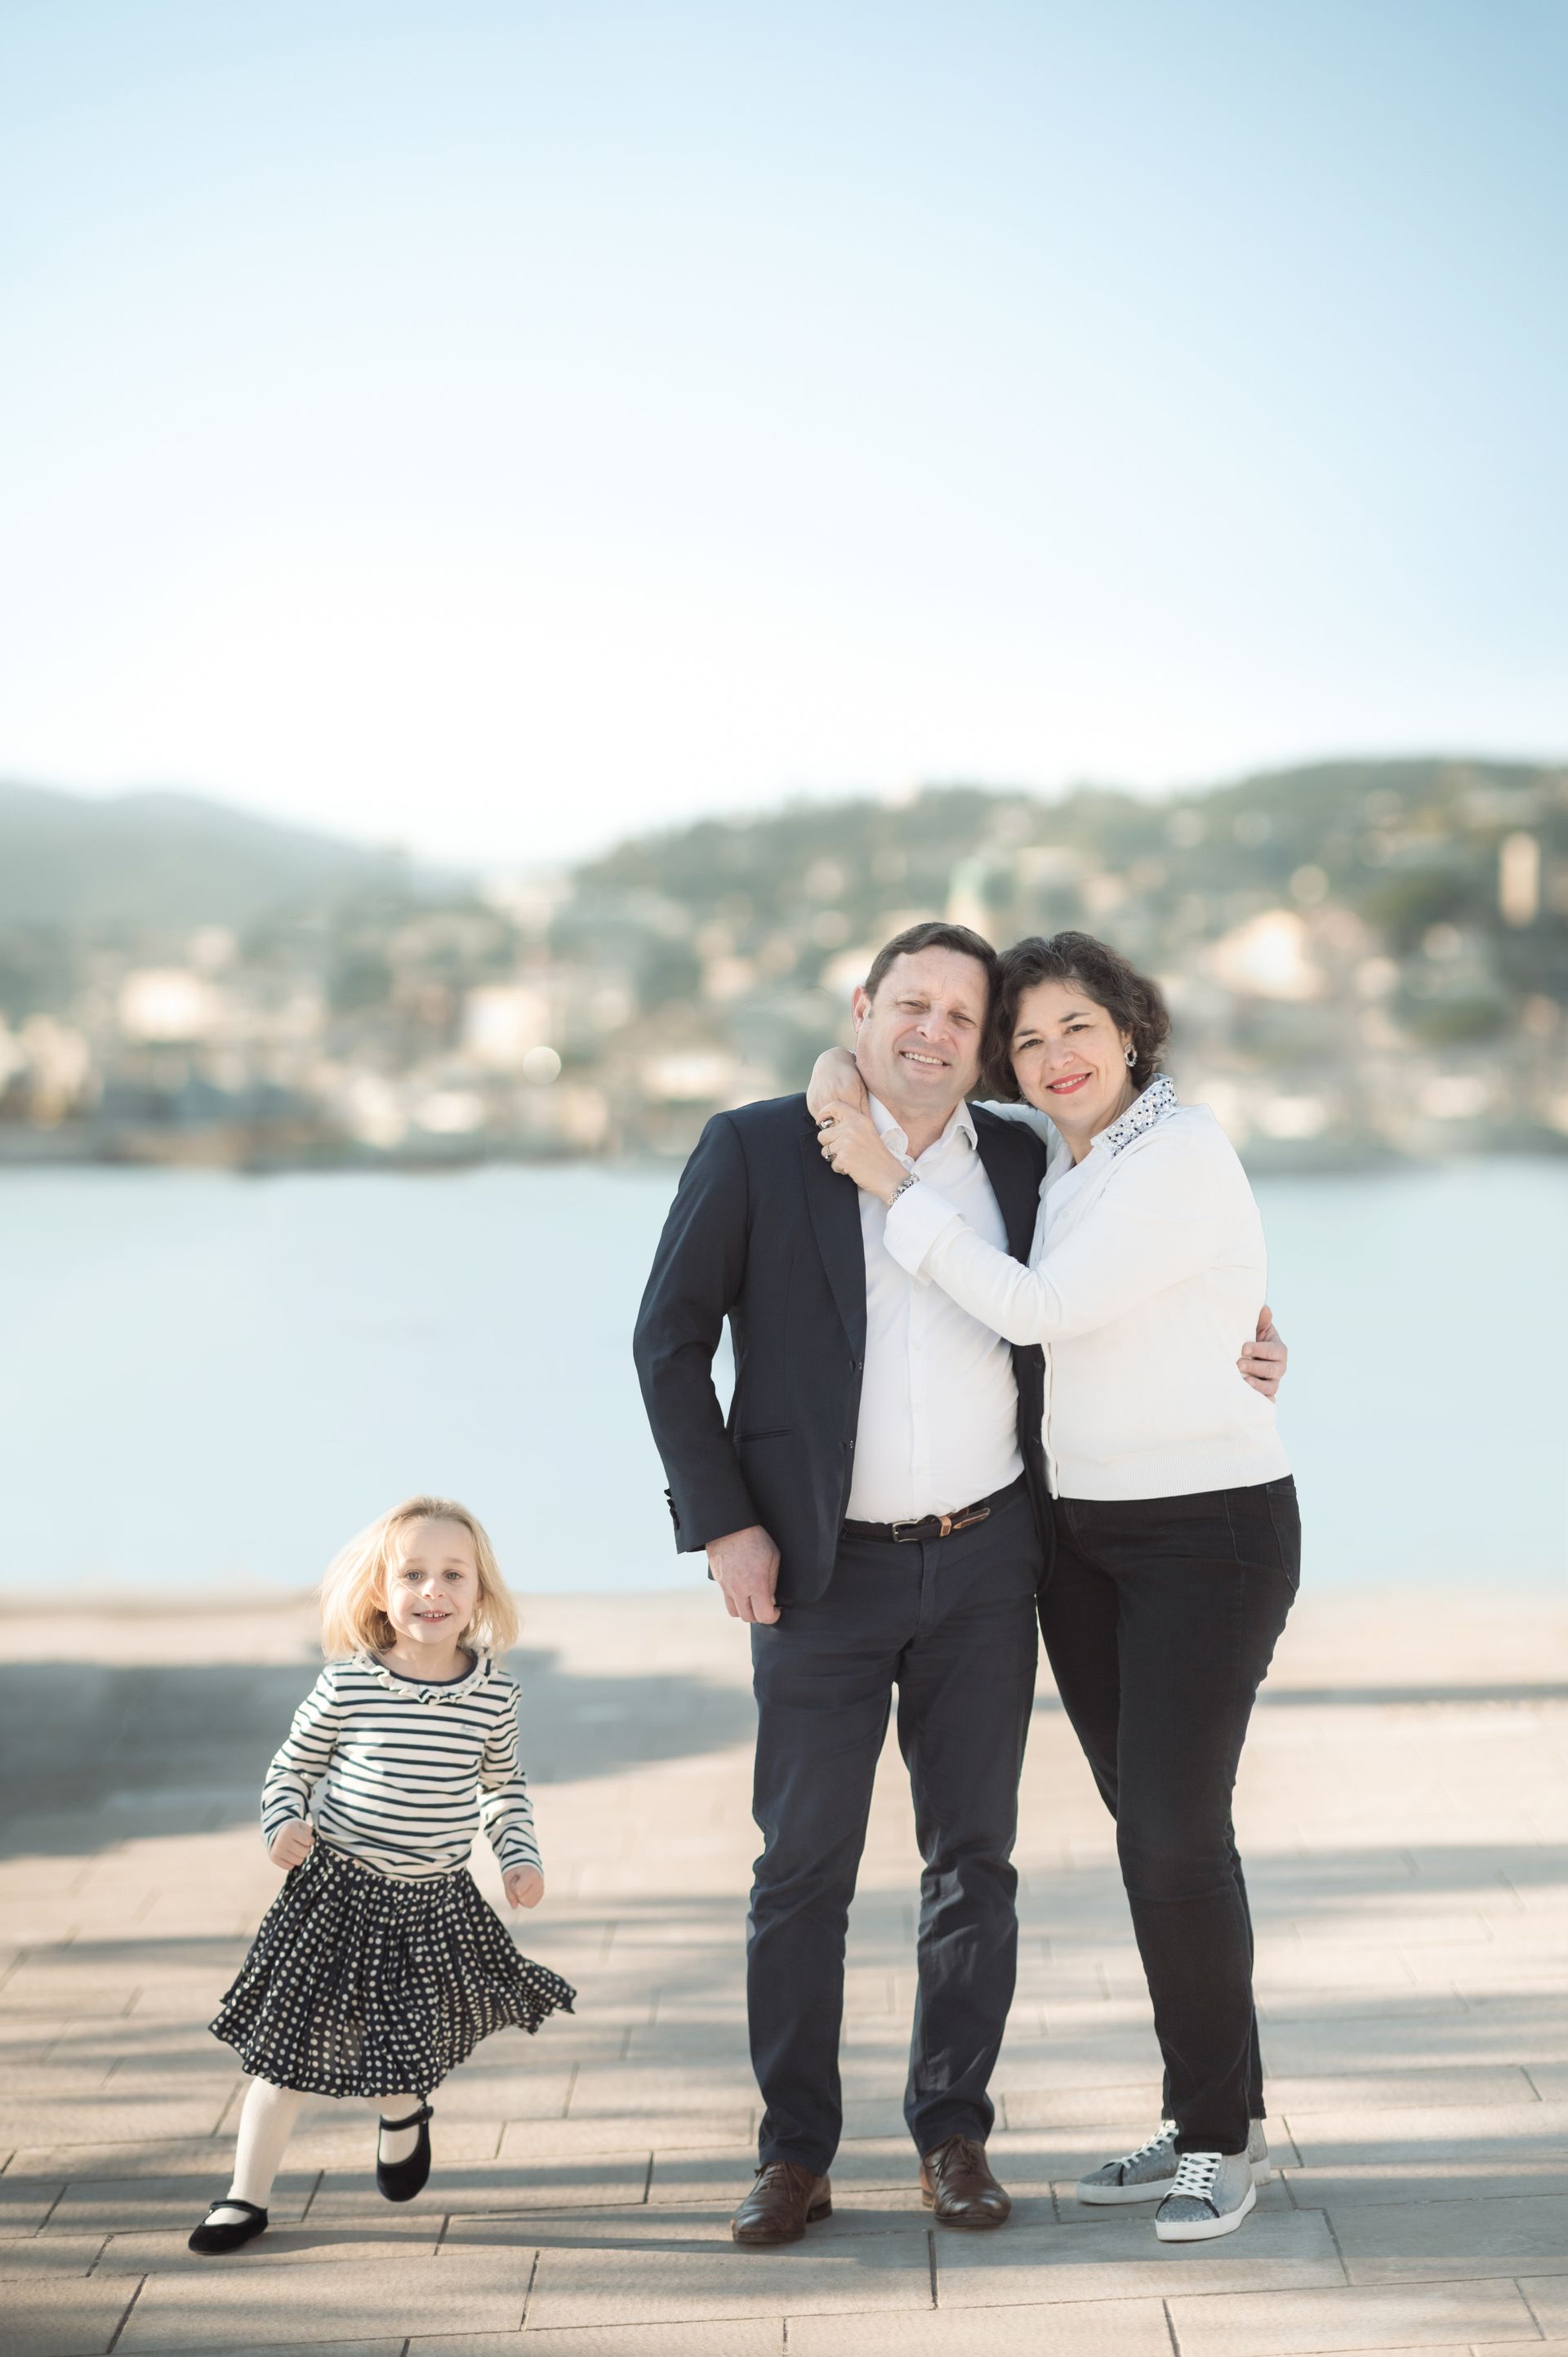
[867, 1090, 978, 1161]
[1095, 1073, 1179, 1158]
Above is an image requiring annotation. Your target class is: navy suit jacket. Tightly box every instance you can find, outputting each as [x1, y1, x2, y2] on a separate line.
[633, 1092, 1053, 1606]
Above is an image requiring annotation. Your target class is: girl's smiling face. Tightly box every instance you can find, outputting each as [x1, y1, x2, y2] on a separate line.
[1009, 978, 1137, 1151]
[381, 1517, 480, 1661]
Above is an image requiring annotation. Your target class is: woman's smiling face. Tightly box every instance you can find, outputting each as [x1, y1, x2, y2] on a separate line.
[1009, 978, 1136, 1143]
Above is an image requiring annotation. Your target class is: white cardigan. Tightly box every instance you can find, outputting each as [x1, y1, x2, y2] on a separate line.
[884, 1079, 1290, 1502]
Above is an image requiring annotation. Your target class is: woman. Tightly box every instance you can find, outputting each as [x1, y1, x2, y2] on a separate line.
[808, 930, 1298, 2243]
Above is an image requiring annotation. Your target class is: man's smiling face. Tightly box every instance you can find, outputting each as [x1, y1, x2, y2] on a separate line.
[850, 946, 991, 1128]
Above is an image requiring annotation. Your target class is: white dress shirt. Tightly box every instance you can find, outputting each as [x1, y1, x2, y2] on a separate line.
[844, 1093, 1025, 1522]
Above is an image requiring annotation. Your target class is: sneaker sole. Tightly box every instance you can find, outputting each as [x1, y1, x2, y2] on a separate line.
[1154, 2181, 1258, 2243]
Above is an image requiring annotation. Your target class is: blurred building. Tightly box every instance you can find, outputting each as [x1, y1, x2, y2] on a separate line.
[1, 758, 1564, 1170]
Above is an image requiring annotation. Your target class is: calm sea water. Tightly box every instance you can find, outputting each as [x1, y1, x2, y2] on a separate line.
[5, 1159, 1563, 1597]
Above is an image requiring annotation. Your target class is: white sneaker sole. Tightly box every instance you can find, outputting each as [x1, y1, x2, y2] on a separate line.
[1154, 2180, 1258, 2243]
[1076, 2155, 1268, 2207]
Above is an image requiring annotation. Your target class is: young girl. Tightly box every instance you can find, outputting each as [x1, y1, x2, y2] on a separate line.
[189, 1495, 574, 2255]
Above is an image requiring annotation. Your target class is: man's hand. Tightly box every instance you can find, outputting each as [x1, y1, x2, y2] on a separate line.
[1239, 1306, 1288, 1399]
[707, 1523, 782, 1624]
[504, 1865, 545, 1909]
[269, 1819, 314, 1869]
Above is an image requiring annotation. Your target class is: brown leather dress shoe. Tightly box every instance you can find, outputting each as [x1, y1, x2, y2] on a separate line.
[920, 2134, 1011, 2228]
[731, 2162, 833, 2246]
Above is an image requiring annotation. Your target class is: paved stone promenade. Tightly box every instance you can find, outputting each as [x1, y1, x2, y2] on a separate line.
[2, 1580, 1565, 2357]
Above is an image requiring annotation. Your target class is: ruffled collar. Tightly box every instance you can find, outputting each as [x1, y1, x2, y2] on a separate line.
[359, 1648, 492, 1705]
[1098, 1073, 1178, 1158]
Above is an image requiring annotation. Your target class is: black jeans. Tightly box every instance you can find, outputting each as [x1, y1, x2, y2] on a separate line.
[1042, 1477, 1300, 2156]
[748, 1480, 1042, 2172]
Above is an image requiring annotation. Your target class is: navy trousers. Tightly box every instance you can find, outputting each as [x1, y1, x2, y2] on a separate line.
[747, 1481, 1042, 2172]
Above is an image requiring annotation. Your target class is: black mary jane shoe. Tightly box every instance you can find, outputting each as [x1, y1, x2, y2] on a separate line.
[188, 2197, 269, 2254]
[376, 2100, 434, 2202]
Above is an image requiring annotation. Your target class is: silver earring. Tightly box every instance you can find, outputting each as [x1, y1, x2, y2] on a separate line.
[1125, 1045, 1137, 1067]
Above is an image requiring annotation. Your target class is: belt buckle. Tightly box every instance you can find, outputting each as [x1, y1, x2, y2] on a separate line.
[889, 1514, 936, 1544]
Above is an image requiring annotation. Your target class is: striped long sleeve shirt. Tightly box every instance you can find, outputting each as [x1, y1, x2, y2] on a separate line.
[260, 1651, 542, 1882]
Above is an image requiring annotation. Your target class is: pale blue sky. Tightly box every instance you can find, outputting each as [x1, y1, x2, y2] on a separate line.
[2, 0, 1564, 862]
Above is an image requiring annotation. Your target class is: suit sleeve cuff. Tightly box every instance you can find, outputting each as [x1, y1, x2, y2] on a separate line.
[883, 1179, 966, 1277]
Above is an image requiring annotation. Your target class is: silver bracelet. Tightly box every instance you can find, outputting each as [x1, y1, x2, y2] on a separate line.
[886, 1174, 918, 1210]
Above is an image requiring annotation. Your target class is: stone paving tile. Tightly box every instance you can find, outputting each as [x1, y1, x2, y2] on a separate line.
[0, 2181, 64, 2236]
[789, 2303, 1180, 2355]
[934, 2208, 1341, 2307]
[1266, 2068, 1539, 2112]
[1521, 2277, 1568, 2334]
[521, 2215, 934, 2329]
[129, 2346, 402, 2357]
[1281, 2099, 1568, 2169]
[0, 2276, 138, 2357]
[0, 2098, 234, 2147]
[1282, 2162, 1568, 2209]
[1327, 2190, 1568, 2280]
[563, 2065, 761, 2119]
[118, 2248, 536, 2351]
[1165, 2275, 1542, 2355]
[407, 2324, 783, 2355]
[497, 2114, 746, 2161]
[1000, 2082, 1167, 2130]
[308, 2151, 651, 2223]
[1260, 2004, 1568, 2072]
[0, 2234, 107, 2279]
[94, 2218, 441, 2275]
[47, 2173, 315, 2238]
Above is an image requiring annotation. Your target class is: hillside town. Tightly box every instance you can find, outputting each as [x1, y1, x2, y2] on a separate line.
[2, 759, 1565, 1170]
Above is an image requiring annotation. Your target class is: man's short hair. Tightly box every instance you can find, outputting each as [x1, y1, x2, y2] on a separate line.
[862, 920, 1000, 1011]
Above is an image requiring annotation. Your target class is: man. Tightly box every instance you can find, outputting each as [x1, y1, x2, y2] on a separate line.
[634, 920, 1281, 2248]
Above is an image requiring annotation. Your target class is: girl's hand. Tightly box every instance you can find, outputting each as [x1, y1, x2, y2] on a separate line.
[817, 1101, 911, 1204]
[270, 1819, 314, 1870]
[505, 1865, 545, 1909]
[806, 1047, 866, 1123]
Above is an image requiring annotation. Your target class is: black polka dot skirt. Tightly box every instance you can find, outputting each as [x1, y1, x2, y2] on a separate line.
[209, 1840, 576, 2100]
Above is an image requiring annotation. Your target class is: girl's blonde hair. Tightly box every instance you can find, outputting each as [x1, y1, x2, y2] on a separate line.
[318, 1495, 519, 1660]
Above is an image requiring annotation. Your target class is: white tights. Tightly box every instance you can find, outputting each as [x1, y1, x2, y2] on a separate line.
[202, 2077, 423, 2225]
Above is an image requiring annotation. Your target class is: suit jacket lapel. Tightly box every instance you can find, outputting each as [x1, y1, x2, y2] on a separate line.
[799, 1120, 867, 1355]
[974, 1119, 1042, 1267]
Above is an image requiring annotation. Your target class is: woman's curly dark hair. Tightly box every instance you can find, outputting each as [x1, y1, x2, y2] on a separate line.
[984, 931, 1171, 1099]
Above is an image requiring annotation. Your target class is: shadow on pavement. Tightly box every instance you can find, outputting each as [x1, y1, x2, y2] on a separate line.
[0, 1646, 758, 1860]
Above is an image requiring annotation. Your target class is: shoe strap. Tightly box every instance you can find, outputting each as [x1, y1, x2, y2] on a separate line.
[379, 2101, 434, 2131]
[205, 2197, 266, 2221]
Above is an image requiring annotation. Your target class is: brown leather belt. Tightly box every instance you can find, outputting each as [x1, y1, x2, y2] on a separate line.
[842, 1477, 1023, 1545]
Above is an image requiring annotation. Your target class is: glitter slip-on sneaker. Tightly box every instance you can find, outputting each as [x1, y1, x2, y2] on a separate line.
[188, 2198, 269, 2254]
[376, 2101, 434, 2202]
